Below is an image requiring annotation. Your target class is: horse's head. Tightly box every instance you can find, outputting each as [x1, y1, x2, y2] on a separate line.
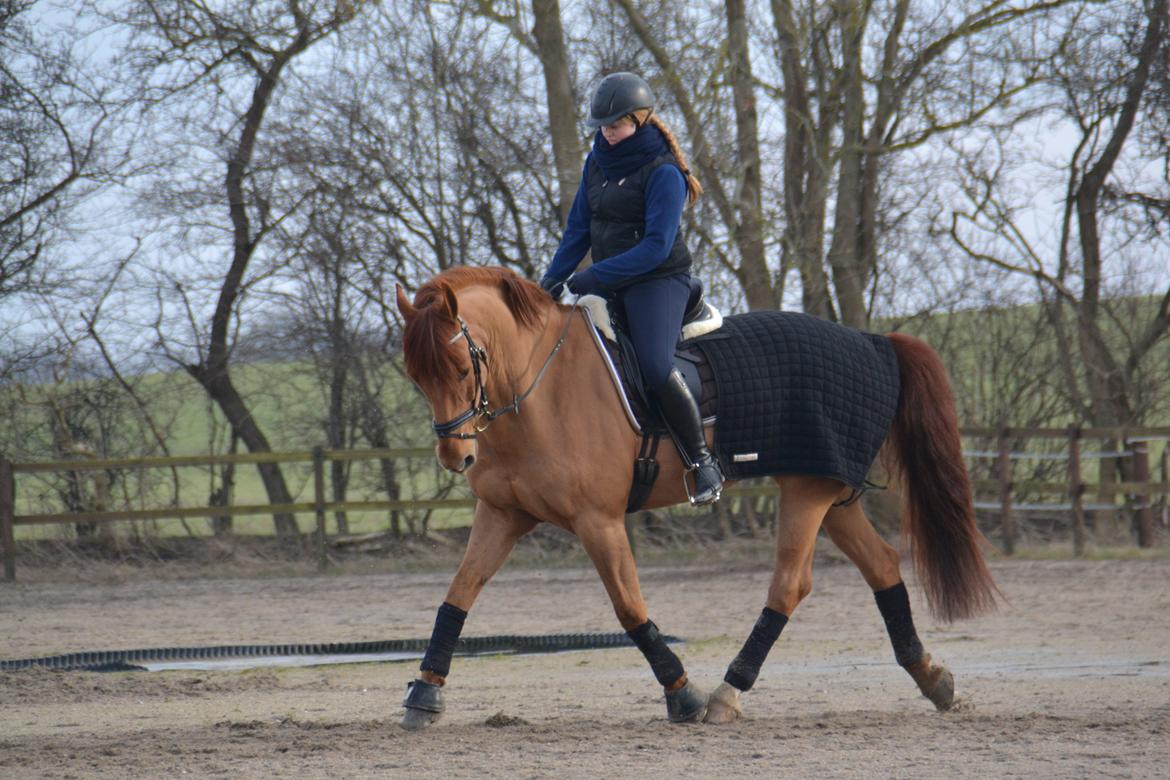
[396, 267, 550, 474]
[397, 281, 482, 473]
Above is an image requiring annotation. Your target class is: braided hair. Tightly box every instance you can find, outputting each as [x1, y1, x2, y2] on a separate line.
[631, 109, 703, 206]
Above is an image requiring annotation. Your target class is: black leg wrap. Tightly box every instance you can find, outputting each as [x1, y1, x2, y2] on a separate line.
[627, 620, 686, 687]
[724, 607, 788, 691]
[874, 581, 925, 668]
[420, 601, 467, 677]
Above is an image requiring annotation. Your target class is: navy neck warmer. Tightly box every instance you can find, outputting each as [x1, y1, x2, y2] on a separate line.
[592, 124, 670, 181]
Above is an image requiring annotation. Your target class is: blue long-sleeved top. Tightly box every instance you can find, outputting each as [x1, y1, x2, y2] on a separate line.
[545, 155, 687, 289]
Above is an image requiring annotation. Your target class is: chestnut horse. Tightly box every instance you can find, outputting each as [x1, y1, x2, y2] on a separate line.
[394, 266, 996, 729]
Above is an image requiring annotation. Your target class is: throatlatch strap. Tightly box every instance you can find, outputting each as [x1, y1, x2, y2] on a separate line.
[420, 602, 468, 677]
[724, 607, 788, 691]
[627, 619, 685, 687]
[874, 581, 925, 668]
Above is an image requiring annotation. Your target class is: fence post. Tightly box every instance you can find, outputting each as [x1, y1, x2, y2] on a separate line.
[1129, 439, 1155, 548]
[1067, 426, 1086, 557]
[1161, 444, 1169, 532]
[1, 455, 15, 582]
[313, 446, 328, 571]
[997, 427, 1015, 555]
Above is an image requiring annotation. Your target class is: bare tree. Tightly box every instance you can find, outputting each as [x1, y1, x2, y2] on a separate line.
[1, 1, 121, 305]
[531, 0, 584, 224]
[282, 1, 561, 288]
[610, 0, 1076, 321]
[1066, 0, 1170, 429]
[950, 0, 1170, 429]
[104, 0, 360, 535]
[724, 0, 770, 310]
[948, 0, 1170, 543]
[273, 203, 368, 534]
[456, 2, 583, 224]
[263, 26, 472, 536]
[2, 316, 180, 538]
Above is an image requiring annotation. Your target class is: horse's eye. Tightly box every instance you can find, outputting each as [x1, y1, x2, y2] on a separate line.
[458, 368, 470, 381]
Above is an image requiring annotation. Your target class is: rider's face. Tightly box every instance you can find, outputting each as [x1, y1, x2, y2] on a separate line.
[601, 116, 637, 146]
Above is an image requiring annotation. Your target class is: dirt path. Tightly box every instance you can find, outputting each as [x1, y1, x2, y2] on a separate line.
[2, 557, 1168, 778]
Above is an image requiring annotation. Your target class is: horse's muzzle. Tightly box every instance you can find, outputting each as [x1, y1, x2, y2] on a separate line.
[437, 446, 476, 474]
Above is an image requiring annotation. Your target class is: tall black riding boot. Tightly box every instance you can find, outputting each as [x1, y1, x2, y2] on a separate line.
[655, 368, 724, 505]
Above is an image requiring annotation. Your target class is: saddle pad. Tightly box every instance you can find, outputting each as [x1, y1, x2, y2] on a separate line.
[690, 311, 901, 486]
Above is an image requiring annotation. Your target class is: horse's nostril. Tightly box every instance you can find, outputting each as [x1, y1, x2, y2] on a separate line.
[462, 454, 476, 471]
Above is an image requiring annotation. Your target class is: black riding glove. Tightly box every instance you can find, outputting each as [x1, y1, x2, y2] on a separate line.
[539, 276, 565, 299]
[566, 268, 601, 296]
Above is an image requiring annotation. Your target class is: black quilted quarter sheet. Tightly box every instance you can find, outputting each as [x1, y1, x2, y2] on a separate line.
[690, 310, 901, 486]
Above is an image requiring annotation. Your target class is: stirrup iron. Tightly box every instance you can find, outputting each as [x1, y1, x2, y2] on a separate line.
[683, 461, 723, 506]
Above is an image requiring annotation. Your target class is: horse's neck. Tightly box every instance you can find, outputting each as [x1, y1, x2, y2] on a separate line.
[480, 306, 633, 459]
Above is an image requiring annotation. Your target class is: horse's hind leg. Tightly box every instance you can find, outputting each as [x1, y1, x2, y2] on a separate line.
[706, 476, 841, 724]
[821, 500, 954, 711]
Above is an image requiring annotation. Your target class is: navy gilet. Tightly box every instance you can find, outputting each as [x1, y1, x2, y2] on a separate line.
[585, 153, 693, 287]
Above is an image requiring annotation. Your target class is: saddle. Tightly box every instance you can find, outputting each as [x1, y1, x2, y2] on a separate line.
[578, 279, 722, 431]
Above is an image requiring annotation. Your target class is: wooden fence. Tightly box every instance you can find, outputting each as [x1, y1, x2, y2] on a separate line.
[0, 446, 476, 582]
[962, 426, 1170, 555]
[2, 426, 1169, 581]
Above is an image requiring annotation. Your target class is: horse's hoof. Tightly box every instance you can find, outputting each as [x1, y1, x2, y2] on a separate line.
[702, 681, 743, 725]
[924, 666, 955, 711]
[665, 678, 708, 723]
[908, 656, 955, 712]
[401, 679, 445, 730]
[401, 707, 442, 730]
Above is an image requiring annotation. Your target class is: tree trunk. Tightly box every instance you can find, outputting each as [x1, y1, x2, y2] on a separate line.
[772, 0, 836, 320]
[186, 25, 315, 537]
[724, 0, 771, 311]
[326, 266, 350, 535]
[351, 364, 404, 539]
[531, 0, 582, 225]
[1070, 0, 1166, 543]
[330, 461, 349, 535]
[210, 432, 238, 537]
[823, 0, 869, 328]
[857, 0, 908, 310]
[191, 367, 299, 535]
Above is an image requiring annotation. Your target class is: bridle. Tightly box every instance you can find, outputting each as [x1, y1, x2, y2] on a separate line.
[431, 303, 577, 440]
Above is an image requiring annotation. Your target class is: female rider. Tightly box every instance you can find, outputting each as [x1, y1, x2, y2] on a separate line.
[540, 72, 723, 505]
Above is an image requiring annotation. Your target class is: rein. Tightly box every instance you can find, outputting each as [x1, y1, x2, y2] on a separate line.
[431, 302, 578, 440]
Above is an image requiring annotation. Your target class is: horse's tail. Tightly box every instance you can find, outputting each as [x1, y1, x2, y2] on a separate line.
[886, 332, 997, 622]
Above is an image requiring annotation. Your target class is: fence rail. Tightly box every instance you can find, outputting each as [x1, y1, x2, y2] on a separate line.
[0, 445, 787, 581]
[3, 426, 1169, 581]
[963, 426, 1170, 555]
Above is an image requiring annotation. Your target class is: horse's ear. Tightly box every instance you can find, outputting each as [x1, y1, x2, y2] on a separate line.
[395, 284, 416, 320]
[440, 283, 459, 319]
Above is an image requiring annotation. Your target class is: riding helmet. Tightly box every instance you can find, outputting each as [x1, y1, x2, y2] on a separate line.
[587, 72, 655, 128]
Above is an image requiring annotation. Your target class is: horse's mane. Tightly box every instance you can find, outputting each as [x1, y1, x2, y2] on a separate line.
[403, 266, 550, 389]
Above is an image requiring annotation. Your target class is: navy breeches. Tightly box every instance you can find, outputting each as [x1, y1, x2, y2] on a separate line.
[618, 273, 691, 391]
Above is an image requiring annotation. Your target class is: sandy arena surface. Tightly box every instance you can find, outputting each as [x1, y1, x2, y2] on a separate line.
[1, 554, 1168, 778]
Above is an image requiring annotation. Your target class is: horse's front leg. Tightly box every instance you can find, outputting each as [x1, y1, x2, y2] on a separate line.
[401, 502, 535, 730]
[576, 515, 707, 723]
